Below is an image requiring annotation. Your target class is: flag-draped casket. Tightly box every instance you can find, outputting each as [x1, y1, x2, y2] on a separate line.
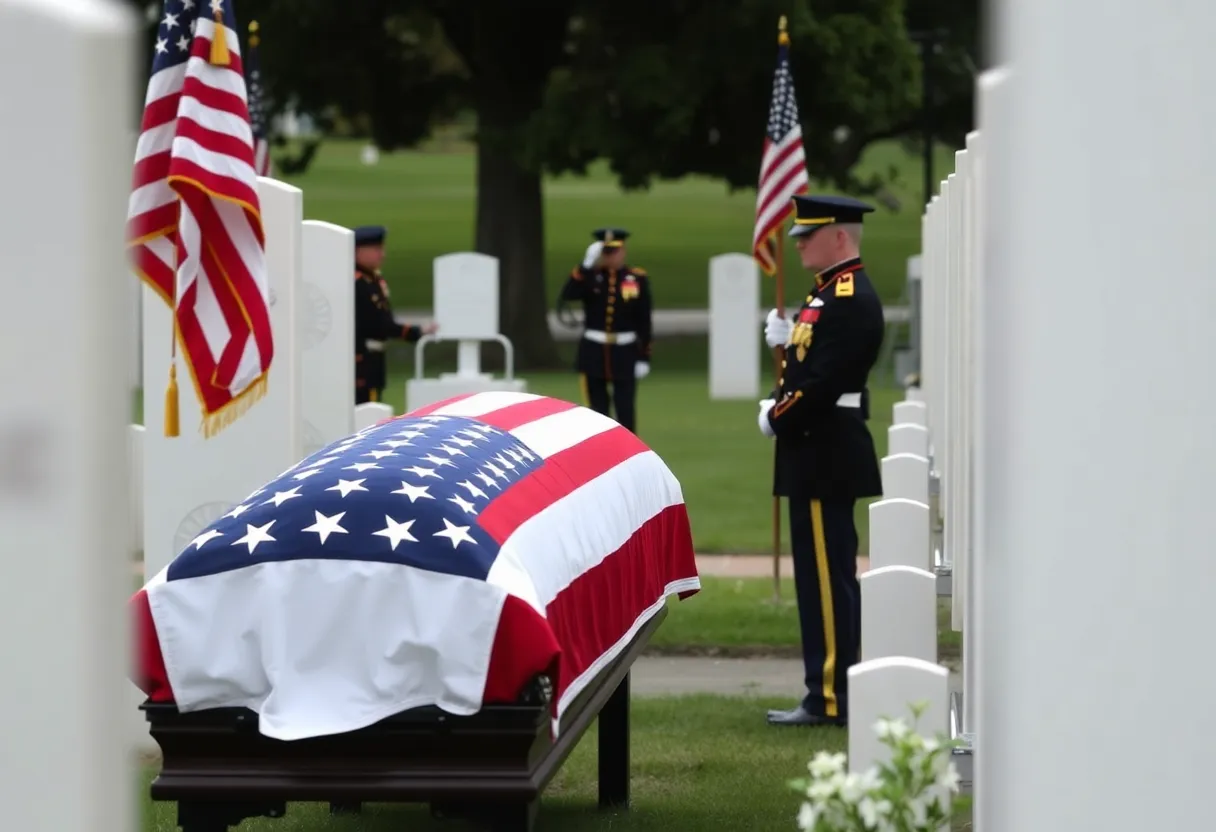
[130, 392, 700, 741]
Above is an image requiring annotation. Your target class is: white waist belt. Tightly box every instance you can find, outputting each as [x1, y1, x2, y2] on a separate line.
[364, 339, 386, 352]
[837, 392, 862, 408]
[583, 330, 637, 345]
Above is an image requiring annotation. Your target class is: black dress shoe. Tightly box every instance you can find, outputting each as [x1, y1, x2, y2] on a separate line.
[766, 705, 847, 727]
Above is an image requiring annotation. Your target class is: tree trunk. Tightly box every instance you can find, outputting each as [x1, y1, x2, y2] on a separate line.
[468, 5, 566, 371]
[474, 127, 562, 370]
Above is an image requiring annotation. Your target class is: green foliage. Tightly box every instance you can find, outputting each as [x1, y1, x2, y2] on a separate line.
[232, 0, 923, 193]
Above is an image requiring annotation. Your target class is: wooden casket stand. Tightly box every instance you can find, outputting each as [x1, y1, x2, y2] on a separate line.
[142, 607, 667, 832]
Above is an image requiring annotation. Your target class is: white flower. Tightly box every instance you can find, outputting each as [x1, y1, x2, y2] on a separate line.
[937, 762, 962, 793]
[838, 772, 868, 804]
[856, 767, 882, 792]
[873, 717, 909, 741]
[807, 777, 839, 803]
[808, 751, 848, 779]
[906, 794, 929, 827]
[921, 737, 940, 754]
[858, 796, 892, 829]
[797, 801, 818, 830]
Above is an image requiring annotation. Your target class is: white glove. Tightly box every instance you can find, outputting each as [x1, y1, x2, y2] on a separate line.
[582, 241, 604, 269]
[757, 398, 776, 438]
[635, 361, 650, 380]
[764, 308, 792, 349]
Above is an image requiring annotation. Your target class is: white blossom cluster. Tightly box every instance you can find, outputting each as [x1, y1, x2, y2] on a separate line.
[790, 707, 962, 832]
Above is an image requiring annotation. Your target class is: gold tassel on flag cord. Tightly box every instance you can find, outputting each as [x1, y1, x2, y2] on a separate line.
[164, 315, 181, 438]
[209, 6, 231, 66]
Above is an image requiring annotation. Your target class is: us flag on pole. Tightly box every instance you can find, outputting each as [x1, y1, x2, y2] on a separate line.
[245, 22, 272, 177]
[130, 393, 700, 741]
[752, 27, 809, 276]
[126, 0, 273, 437]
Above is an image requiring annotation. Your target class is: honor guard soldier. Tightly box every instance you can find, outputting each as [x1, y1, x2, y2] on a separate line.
[353, 225, 437, 404]
[756, 195, 885, 727]
[556, 227, 653, 433]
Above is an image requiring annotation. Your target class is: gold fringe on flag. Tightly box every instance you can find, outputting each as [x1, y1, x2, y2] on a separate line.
[201, 374, 269, 439]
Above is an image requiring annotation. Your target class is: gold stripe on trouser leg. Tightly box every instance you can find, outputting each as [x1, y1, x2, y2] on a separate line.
[578, 373, 590, 406]
[810, 499, 838, 717]
[369, 388, 379, 402]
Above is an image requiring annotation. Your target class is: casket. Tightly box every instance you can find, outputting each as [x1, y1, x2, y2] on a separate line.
[131, 392, 700, 832]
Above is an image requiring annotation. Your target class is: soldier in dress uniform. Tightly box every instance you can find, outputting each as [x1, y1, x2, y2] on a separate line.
[555, 227, 653, 433]
[353, 225, 437, 404]
[756, 195, 885, 727]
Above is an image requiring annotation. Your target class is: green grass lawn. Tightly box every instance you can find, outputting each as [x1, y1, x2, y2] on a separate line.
[138, 695, 970, 831]
[647, 576, 960, 662]
[273, 138, 956, 309]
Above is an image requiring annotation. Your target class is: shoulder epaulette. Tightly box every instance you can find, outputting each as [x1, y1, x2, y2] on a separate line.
[570, 267, 583, 280]
[835, 272, 854, 298]
[631, 266, 648, 277]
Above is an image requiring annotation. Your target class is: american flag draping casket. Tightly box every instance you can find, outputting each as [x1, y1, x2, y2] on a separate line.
[130, 392, 700, 741]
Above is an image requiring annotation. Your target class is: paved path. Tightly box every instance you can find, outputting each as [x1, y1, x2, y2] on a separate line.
[694, 554, 872, 579]
[631, 656, 961, 698]
[397, 306, 910, 342]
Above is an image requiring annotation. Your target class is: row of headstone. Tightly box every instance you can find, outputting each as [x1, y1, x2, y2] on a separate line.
[847, 398, 949, 775]
[917, 113, 987, 793]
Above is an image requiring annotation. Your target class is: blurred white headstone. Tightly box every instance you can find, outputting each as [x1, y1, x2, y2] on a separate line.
[708, 253, 760, 399]
[0, 1, 139, 829]
[300, 220, 355, 456]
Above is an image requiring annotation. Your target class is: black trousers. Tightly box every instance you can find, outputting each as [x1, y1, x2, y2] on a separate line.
[580, 373, 637, 434]
[354, 386, 382, 405]
[788, 496, 861, 719]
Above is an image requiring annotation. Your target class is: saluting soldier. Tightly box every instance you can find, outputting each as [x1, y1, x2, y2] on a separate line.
[556, 227, 653, 433]
[353, 225, 437, 404]
[756, 195, 885, 728]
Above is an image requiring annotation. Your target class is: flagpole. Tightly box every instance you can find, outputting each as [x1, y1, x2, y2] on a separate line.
[769, 15, 791, 604]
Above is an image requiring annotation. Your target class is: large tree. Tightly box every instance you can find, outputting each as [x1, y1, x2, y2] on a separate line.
[139, 0, 924, 368]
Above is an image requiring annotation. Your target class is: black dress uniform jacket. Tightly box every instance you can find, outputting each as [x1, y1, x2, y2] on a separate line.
[769, 258, 884, 499]
[354, 265, 421, 398]
[558, 263, 654, 379]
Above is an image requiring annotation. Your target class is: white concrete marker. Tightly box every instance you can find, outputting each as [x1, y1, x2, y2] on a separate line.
[300, 220, 355, 455]
[708, 253, 761, 399]
[0, 1, 139, 829]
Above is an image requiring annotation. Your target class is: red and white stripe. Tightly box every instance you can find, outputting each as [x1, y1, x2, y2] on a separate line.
[130, 394, 699, 741]
[126, 14, 273, 425]
[253, 136, 272, 177]
[753, 128, 809, 275]
[415, 392, 700, 720]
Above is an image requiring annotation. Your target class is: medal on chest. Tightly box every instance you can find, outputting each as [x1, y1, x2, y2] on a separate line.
[620, 275, 639, 301]
[790, 305, 821, 362]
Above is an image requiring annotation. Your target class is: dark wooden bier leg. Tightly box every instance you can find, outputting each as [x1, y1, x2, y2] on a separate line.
[176, 802, 230, 832]
[488, 800, 539, 832]
[597, 671, 631, 809]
